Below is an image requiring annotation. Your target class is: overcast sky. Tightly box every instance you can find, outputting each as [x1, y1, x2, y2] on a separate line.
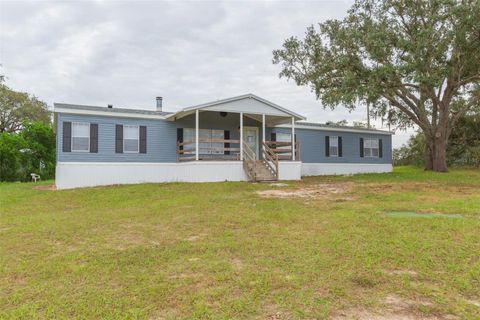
[0, 0, 413, 147]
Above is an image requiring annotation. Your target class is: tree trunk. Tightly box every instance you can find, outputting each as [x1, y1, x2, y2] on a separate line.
[433, 137, 448, 172]
[424, 132, 448, 172]
[424, 142, 434, 171]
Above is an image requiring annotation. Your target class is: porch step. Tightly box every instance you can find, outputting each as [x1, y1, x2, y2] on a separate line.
[244, 160, 277, 182]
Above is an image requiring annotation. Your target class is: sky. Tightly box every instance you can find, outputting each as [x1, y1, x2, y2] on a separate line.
[0, 0, 414, 147]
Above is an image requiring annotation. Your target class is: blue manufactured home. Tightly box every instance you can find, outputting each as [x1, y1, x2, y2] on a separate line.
[54, 94, 392, 189]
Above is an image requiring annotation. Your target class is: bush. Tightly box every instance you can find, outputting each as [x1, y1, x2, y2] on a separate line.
[0, 122, 56, 182]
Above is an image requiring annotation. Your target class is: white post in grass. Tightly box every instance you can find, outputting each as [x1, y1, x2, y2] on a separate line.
[262, 114, 266, 154]
[291, 116, 295, 160]
[195, 109, 199, 161]
[240, 112, 243, 161]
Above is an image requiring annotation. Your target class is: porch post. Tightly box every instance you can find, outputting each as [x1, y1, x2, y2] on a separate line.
[262, 114, 266, 153]
[291, 117, 295, 160]
[240, 112, 243, 161]
[195, 109, 199, 161]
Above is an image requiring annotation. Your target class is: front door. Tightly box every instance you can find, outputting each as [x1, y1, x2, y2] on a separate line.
[243, 126, 259, 159]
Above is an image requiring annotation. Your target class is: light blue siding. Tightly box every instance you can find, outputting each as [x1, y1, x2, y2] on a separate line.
[271, 127, 392, 164]
[57, 112, 392, 164]
[57, 113, 178, 162]
[57, 112, 263, 163]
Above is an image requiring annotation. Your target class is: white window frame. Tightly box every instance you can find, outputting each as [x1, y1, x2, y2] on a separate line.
[364, 138, 379, 158]
[123, 125, 140, 153]
[329, 136, 339, 157]
[71, 122, 90, 153]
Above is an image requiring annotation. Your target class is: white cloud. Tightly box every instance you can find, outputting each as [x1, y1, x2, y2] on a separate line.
[0, 0, 412, 147]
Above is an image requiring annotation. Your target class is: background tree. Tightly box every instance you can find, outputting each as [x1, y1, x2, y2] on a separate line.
[0, 81, 51, 133]
[273, 0, 480, 172]
[0, 132, 24, 181]
[19, 122, 56, 179]
[394, 113, 480, 167]
[0, 122, 55, 181]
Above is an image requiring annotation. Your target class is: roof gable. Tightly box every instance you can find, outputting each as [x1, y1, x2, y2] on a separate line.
[168, 94, 305, 120]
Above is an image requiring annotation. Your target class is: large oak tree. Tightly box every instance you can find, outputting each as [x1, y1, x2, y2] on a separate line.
[273, 0, 480, 172]
[0, 79, 51, 133]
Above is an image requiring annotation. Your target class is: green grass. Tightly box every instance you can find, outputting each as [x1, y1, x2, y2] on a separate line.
[1, 166, 479, 319]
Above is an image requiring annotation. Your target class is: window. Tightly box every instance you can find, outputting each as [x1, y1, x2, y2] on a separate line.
[72, 122, 90, 152]
[183, 128, 225, 154]
[329, 136, 339, 157]
[364, 138, 379, 157]
[124, 125, 139, 153]
[276, 133, 292, 152]
[276, 133, 291, 143]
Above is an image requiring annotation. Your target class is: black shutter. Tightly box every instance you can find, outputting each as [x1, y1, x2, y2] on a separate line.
[140, 126, 147, 154]
[115, 124, 123, 153]
[325, 136, 330, 157]
[379, 139, 383, 158]
[90, 124, 98, 153]
[224, 130, 230, 155]
[360, 138, 364, 158]
[338, 136, 343, 157]
[62, 121, 71, 152]
[271, 132, 276, 142]
[177, 128, 183, 151]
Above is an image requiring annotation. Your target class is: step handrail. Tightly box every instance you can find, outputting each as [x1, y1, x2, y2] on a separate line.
[262, 142, 278, 179]
[242, 142, 257, 181]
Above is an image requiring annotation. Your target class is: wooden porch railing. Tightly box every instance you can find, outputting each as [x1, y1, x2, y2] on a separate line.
[265, 141, 301, 161]
[177, 139, 241, 161]
[242, 141, 257, 181]
[176, 139, 300, 162]
[262, 142, 278, 179]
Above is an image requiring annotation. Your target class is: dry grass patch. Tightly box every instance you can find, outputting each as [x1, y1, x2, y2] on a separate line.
[333, 294, 451, 320]
[256, 182, 355, 200]
[32, 184, 56, 190]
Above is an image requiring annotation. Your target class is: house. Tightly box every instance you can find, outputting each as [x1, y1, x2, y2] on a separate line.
[54, 94, 393, 189]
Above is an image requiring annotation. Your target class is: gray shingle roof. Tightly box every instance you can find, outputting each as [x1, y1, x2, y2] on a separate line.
[54, 103, 173, 116]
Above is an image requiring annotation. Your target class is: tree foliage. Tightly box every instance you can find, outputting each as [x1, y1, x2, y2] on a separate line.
[0, 81, 51, 133]
[395, 114, 480, 167]
[273, 0, 480, 171]
[0, 122, 56, 181]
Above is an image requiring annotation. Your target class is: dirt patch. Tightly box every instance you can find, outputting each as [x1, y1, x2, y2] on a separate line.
[256, 183, 354, 199]
[265, 312, 292, 320]
[384, 269, 419, 277]
[465, 299, 480, 308]
[264, 302, 293, 320]
[33, 184, 56, 191]
[231, 257, 244, 271]
[185, 235, 203, 242]
[333, 294, 451, 320]
[267, 183, 289, 187]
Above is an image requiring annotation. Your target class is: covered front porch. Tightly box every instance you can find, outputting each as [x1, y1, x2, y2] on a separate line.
[168, 94, 304, 164]
[174, 112, 301, 162]
[166, 94, 304, 181]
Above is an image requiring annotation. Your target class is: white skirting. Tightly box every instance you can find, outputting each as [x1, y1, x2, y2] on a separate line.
[56, 161, 389, 189]
[301, 163, 393, 176]
[55, 161, 302, 189]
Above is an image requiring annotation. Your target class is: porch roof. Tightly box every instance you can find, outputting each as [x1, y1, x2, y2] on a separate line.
[166, 94, 306, 123]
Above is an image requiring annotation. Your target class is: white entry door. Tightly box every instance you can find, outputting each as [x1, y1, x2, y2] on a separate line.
[243, 126, 259, 159]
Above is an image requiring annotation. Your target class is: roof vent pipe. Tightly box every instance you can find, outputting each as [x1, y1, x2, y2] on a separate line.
[156, 97, 163, 112]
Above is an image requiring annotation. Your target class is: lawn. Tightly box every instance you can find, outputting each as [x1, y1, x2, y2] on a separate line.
[0, 166, 479, 319]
